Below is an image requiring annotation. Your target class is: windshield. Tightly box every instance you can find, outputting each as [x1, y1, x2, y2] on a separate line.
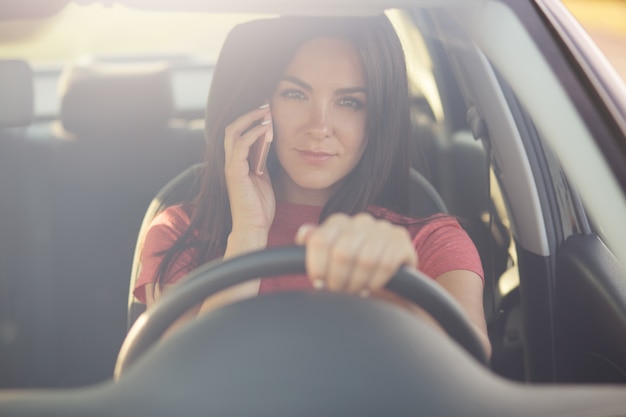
[0, 3, 263, 65]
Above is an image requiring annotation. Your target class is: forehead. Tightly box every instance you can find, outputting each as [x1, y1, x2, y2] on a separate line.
[284, 37, 366, 87]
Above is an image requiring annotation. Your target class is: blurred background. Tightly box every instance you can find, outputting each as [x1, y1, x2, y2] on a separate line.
[0, 1, 624, 84]
[563, 0, 626, 82]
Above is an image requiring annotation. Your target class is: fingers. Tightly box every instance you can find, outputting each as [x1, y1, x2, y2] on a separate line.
[353, 224, 417, 293]
[223, 104, 277, 235]
[224, 105, 272, 167]
[297, 213, 418, 295]
[323, 214, 377, 293]
[304, 213, 357, 292]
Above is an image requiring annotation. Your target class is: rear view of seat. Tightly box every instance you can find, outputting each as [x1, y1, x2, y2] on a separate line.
[41, 59, 205, 386]
[0, 59, 35, 388]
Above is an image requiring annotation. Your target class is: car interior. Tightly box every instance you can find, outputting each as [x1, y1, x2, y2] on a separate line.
[0, 55, 206, 387]
[1, 0, 626, 415]
[0, 17, 514, 389]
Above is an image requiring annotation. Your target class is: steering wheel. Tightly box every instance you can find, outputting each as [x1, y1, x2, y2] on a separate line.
[115, 246, 487, 377]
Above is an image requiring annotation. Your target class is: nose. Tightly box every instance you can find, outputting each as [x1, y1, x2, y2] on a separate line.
[306, 100, 332, 139]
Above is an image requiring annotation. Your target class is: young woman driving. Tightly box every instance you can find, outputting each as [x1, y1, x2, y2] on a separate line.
[134, 15, 491, 357]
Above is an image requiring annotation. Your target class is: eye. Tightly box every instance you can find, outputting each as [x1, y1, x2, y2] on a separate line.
[280, 89, 307, 101]
[338, 96, 365, 110]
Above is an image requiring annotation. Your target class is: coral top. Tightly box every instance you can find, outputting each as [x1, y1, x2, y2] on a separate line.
[134, 202, 483, 303]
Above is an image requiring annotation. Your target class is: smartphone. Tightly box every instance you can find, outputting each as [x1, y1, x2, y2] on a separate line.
[248, 124, 273, 176]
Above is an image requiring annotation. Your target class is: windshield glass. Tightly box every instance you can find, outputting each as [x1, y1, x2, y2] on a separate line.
[0, 3, 262, 65]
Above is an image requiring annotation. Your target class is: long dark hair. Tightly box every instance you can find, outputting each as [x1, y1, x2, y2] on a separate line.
[155, 15, 412, 290]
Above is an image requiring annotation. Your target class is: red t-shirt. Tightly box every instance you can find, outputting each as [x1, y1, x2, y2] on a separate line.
[133, 202, 483, 303]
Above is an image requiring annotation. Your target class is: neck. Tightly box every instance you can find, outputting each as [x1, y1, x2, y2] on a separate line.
[274, 173, 337, 207]
[274, 183, 330, 207]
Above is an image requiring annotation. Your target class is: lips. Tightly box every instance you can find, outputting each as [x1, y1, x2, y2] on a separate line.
[296, 149, 335, 164]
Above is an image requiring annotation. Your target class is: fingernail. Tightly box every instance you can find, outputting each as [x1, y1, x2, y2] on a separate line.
[313, 279, 325, 290]
[296, 223, 315, 243]
[260, 118, 271, 126]
[259, 103, 269, 109]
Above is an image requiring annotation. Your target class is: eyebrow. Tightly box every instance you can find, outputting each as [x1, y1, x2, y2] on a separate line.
[281, 75, 367, 95]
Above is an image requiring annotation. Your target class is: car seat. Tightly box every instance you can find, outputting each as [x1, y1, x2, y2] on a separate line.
[0, 60, 33, 128]
[0, 59, 41, 388]
[27, 59, 206, 387]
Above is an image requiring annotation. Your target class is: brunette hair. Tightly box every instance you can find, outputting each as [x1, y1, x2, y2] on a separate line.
[155, 15, 412, 290]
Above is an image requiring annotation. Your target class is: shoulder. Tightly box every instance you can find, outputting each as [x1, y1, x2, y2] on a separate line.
[143, 204, 194, 251]
[369, 206, 469, 248]
[367, 205, 460, 237]
[368, 205, 483, 281]
[151, 204, 193, 230]
[135, 204, 195, 303]
[409, 214, 466, 241]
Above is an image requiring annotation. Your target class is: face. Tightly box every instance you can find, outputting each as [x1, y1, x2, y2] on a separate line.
[270, 37, 368, 206]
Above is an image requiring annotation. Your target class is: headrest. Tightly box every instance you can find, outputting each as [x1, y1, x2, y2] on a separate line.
[0, 60, 33, 128]
[59, 59, 174, 135]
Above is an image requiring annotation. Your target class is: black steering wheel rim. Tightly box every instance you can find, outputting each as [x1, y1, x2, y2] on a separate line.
[115, 246, 487, 377]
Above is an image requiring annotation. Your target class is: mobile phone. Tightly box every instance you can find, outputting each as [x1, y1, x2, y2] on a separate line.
[248, 124, 273, 176]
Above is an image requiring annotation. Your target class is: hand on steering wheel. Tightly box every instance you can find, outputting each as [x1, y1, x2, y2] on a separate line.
[115, 247, 488, 378]
[296, 212, 417, 296]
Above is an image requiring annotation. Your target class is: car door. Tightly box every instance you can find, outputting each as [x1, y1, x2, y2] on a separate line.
[401, 0, 626, 384]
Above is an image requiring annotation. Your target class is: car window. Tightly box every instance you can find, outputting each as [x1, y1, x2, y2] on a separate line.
[2, 0, 626, 395]
[0, 4, 267, 120]
[0, 3, 261, 63]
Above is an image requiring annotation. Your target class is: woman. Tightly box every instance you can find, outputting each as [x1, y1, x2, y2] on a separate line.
[134, 15, 491, 356]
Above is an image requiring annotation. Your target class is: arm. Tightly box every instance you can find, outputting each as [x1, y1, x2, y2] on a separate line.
[435, 270, 492, 359]
[195, 104, 276, 313]
[144, 232, 268, 313]
[296, 212, 491, 359]
[144, 104, 275, 329]
[367, 270, 491, 360]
